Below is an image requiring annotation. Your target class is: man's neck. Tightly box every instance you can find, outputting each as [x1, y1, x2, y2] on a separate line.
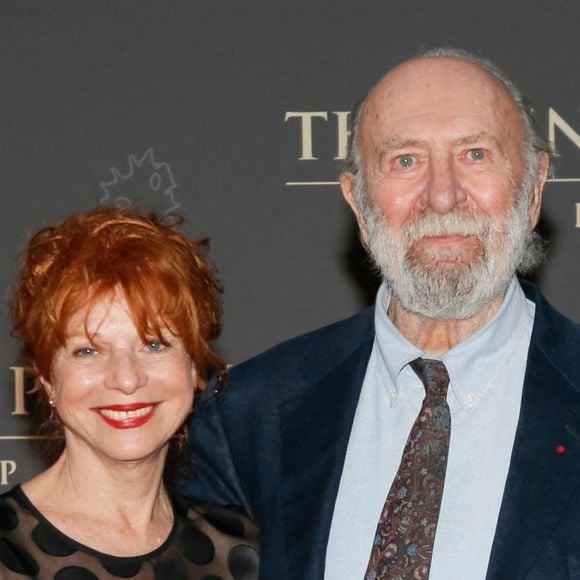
[388, 293, 506, 356]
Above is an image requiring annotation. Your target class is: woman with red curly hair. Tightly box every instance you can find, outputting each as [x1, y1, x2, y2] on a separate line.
[0, 207, 259, 579]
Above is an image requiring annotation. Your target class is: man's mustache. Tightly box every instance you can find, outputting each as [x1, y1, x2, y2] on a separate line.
[402, 210, 493, 242]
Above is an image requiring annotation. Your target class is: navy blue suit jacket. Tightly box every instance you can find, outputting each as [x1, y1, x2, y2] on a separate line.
[180, 282, 580, 579]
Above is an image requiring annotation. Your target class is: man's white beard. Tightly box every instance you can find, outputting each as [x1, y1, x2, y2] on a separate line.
[362, 191, 533, 320]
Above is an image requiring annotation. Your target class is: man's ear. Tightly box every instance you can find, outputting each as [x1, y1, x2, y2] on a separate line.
[528, 151, 550, 229]
[340, 172, 369, 246]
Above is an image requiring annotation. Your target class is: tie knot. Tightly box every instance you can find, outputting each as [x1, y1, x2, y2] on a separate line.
[409, 358, 450, 399]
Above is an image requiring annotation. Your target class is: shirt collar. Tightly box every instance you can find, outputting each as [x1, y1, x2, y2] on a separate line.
[374, 277, 535, 413]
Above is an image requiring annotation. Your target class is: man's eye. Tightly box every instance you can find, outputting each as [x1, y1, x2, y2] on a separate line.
[396, 155, 416, 168]
[467, 148, 486, 161]
[73, 347, 97, 357]
[146, 341, 166, 353]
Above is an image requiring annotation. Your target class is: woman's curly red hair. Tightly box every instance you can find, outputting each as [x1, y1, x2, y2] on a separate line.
[11, 206, 225, 480]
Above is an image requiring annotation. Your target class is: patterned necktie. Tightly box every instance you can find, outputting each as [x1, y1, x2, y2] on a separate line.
[365, 358, 451, 580]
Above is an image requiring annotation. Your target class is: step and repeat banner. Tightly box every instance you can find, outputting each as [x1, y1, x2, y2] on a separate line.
[1, 0, 579, 487]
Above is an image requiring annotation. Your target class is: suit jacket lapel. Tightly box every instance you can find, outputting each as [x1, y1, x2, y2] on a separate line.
[278, 337, 374, 580]
[487, 296, 580, 579]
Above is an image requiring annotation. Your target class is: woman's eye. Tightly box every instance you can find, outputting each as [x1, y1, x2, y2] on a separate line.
[467, 148, 486, 161]
[146, 341, 166, 353]
[396, 154, 416, 168]
[73, 347, 97, 358]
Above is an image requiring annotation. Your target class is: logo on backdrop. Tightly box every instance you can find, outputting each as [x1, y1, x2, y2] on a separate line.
[99, 148, 181, 214]
[284, 107, 580, 224]
[1, 367, 34, 486]
[0, 461, 16, 485]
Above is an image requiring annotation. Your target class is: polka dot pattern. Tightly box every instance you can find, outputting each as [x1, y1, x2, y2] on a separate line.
[0, 537, 39, 575]
[100, 556, 143, 577]
[0, 486, 259, 579]
[228, 545, 260, 580]
[54, 566, 99, 579]
[32, 522, 78, 557]
[153, 558, 187, 580]
[0, 500, 19, 531]
[204, 507, 245, 537]
[179, 523, 215, 564]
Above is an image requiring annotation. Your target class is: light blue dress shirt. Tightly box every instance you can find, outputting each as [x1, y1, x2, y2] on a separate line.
[325, 277, 535, 580]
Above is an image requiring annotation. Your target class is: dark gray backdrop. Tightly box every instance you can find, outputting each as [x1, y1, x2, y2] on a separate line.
[1, 0, 579, 487]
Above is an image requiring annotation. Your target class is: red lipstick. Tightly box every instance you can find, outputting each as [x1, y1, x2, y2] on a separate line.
[94, 403, 157, 430]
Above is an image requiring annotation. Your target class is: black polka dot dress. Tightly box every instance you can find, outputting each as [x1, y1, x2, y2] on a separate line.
[0, 486, 259, 579]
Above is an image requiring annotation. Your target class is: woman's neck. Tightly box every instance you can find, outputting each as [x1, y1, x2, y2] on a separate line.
[21, 448, 174, 556]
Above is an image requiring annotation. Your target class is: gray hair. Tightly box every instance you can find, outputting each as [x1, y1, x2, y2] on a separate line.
[345, 47, 551, 212]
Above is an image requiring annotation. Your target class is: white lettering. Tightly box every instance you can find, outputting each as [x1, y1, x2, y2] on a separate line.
[0, 460, 16, 485]
[549, 108, 580, 156]
[284, 112, 328, 160]
[333, 111, 351, 160]
[10, 367, 28, 415]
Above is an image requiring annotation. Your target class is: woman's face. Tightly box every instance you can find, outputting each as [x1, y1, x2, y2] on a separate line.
[43, 292, 196, 467]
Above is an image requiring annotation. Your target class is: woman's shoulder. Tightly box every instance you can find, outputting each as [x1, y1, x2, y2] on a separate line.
[174, 493, 259, 538]
[172, 493, 260, 576]
[0, 486, 43, 577]
[0, 485, 33, 530]
[173, 492, 260, 544]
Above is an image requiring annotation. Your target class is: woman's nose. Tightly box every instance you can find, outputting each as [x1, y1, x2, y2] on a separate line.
[104, 350, 147, 393]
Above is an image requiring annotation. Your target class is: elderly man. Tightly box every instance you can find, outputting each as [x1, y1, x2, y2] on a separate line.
[181, 49, 580, 580]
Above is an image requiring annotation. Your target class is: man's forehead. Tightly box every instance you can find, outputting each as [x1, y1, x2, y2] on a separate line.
[365, 58, 512, 113]
[359, 57, 523, 143]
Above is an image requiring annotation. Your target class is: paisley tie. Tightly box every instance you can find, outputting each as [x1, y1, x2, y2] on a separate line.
[365, 358, 451, 580]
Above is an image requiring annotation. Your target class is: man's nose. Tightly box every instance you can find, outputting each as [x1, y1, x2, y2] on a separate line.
[424, 155, 466, 214]
[105, 350, 147, 393]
